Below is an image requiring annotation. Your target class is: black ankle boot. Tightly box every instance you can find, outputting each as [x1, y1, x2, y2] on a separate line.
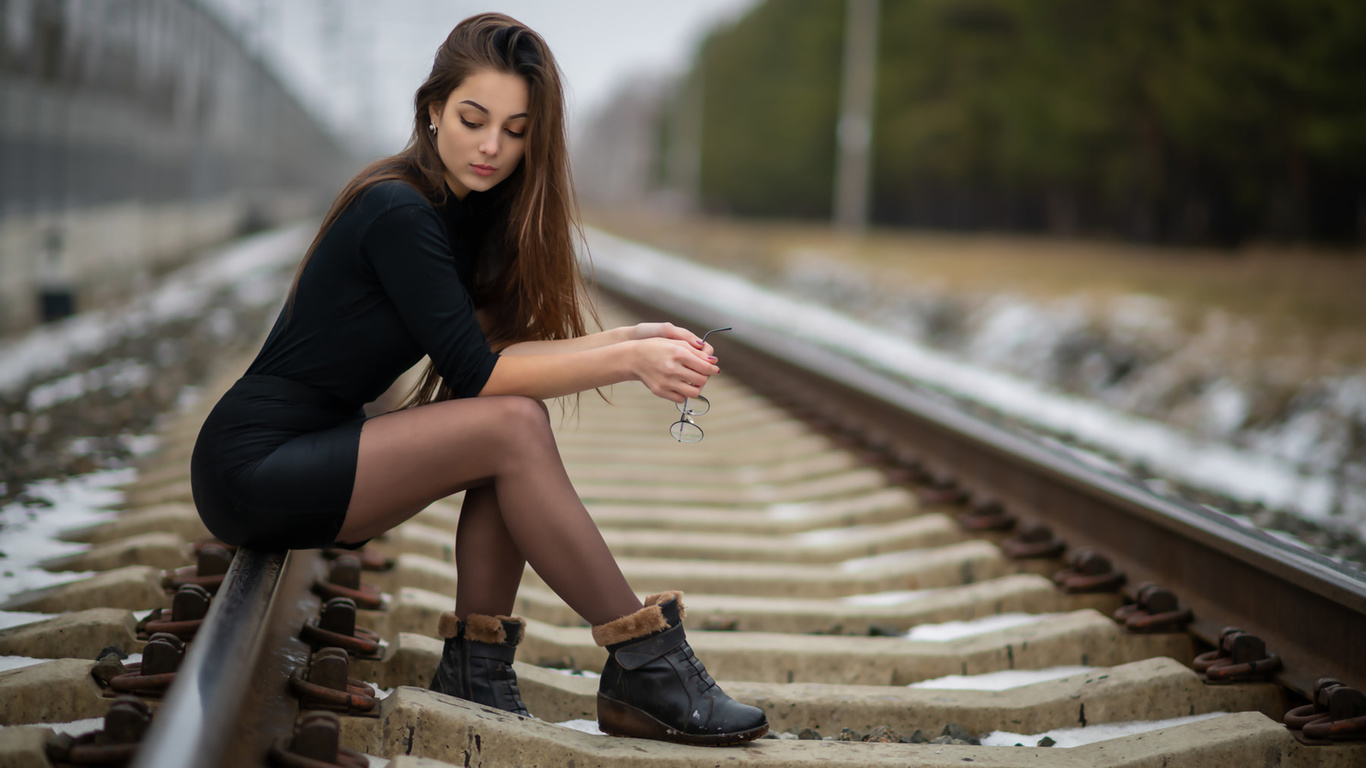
[428, 613, 530, 717]
[592, 592, 767, 746]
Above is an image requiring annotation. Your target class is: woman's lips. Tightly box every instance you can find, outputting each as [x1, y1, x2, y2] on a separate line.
[471, 164, 496, 177]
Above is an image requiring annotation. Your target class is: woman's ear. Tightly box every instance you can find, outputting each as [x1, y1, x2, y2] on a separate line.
[428, 102, 443, 129]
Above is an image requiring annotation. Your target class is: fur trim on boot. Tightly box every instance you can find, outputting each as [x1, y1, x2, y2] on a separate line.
[436, 611, 461, 639]
[591, 592, 686, 647]
[436, 613, 526, 644]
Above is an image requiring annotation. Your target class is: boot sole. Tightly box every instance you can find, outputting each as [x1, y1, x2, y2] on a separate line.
[597, 693, 768, 747]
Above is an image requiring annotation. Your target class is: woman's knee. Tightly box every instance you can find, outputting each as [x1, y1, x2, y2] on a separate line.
[494, 395, 550, 422]
[488, 396, 553, 443]
[479, 397, 555, 469]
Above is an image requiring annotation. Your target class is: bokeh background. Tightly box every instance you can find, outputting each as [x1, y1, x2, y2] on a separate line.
[2, 0, 1364, 562]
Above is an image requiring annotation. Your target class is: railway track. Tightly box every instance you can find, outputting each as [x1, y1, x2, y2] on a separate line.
[2, 262, 1365, 766]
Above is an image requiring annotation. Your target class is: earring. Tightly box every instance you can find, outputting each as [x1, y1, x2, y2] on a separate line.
[428, 123, 437, 135]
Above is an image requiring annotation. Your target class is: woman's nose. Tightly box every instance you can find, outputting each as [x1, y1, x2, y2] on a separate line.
[479, 130, 500, 157]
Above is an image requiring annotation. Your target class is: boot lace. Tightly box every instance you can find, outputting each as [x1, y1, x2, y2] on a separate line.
[494, 663, 528, 705]
[677, 641, 717, 693]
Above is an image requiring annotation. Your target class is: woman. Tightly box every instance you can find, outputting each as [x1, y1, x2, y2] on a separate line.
[190, 12, 767, 747]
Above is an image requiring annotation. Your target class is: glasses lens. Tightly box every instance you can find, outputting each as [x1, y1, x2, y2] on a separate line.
[677, 395, 711, 416]
[670, 420, 703, 443]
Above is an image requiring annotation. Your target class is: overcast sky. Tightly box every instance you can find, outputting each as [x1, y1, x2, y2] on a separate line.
[199, 0, 757, 155]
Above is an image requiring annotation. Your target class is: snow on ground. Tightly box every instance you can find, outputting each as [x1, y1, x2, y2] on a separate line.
[0, 224, 310, 396]
[788, 524, 885, 546]
[365, 683, 395, 700]
[905, 613, 1054, 641]
[42, 717, 106, 737]
[763, 502, 822, 520]
[981, 711, 1227, 747]
[555, 719, 606, 736]
[0, 468, 132, 604]
[551, 668, 602, 679]
[26, 360, 156, 412]
[839, 549, 931, 573]
[909, 666, 1094, 690]
[0, 610, 52, 630]
[588, 230, 1366, 542]
[840, 589, 939, 606]
[0, 655, 45, 672]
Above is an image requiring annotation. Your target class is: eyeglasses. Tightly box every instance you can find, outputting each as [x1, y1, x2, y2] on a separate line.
[670, 327, 732, 443]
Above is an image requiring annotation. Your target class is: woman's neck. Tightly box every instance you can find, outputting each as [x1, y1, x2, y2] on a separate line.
[444, 173, 469, 201]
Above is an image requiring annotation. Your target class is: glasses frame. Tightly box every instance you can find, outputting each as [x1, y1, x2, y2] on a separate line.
[669, 327, 732, 443]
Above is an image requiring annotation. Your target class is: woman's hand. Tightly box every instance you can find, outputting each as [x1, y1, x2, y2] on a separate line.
[629, 322, 714, 357]
[629, 338, 720, 403]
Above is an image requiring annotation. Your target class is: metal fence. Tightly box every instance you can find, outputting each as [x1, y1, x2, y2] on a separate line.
[0, 0, 355, 330]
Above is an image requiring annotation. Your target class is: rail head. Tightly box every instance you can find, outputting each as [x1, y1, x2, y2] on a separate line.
[131, 548, 307, 768]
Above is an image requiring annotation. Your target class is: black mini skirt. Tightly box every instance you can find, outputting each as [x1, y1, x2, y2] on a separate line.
[190, 374, 366, 549]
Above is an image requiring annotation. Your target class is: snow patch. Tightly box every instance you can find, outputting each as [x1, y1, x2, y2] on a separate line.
[789, 525, 878, 546]
[840, 589, 939, 607]
[0, 468, 130, 604]
[906, 613, 1054, 641]
[555, 719, 605, 736]
[765, 503, 818, 520]
[982, 711, 1228, 748]
[27, 360, 155, 411]
[910, 666, 1094, 690]
[0, 611, 53, 630]
[838, 549, 929, 573]
[0, 655, 47, 673]
[550, 668, 602, 679]
[45, 717, 108, 738]
[0, 224, 308, 395]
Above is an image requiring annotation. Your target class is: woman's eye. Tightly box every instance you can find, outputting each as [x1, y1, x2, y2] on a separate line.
[505, 128, 525, 138]
[459, 117, 481, 129]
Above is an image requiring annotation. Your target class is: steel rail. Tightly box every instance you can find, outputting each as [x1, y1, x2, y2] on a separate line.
[599, 274, 1366, 697]
[130, 548, 320, 768]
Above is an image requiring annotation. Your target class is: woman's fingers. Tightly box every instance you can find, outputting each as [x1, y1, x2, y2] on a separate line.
[635, 337, 721, 404]
[678, 359, 719, 380]
[644, 321, 714, 352]
[656, 339, 718, 374]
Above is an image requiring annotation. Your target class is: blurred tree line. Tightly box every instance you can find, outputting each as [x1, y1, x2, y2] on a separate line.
[672, 0, 1366, 246]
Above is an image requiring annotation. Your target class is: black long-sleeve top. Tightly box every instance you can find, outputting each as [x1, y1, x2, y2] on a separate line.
[246, 180, 500, 406]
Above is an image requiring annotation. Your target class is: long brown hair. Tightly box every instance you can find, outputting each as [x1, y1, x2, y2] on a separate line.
[288, 12, 593, 407]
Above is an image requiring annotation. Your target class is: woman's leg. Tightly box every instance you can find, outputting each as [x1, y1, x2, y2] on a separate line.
[452, 484, 525, 617]
[337, 395, 641, 625]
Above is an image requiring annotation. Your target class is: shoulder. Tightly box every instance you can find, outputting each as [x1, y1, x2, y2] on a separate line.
[355, 181, 452, 259]
[351, 181, 447, 242]
[357, 180, 436, 215]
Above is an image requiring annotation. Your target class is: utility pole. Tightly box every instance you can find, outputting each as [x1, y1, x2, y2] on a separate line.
[833, 0, 879, 232]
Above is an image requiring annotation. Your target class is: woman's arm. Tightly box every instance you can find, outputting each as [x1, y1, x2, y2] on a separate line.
[497, 321, 708, 357]
[479, 336, 719, 402]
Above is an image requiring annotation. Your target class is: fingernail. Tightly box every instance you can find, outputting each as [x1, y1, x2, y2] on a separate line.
[693, 340, 704, 348]
[707, 356, 717, 362]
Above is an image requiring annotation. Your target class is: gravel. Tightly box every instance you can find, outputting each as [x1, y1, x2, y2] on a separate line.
[0, 229, 300, 510]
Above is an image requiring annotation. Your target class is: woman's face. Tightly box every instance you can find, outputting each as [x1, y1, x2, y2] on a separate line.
[428, 69, 529, 199]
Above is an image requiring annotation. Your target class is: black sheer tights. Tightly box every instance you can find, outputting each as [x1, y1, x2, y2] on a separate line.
[338, 395, 642, 626]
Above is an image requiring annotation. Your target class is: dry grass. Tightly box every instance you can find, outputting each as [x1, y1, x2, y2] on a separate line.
[586, 207, 1366, 371]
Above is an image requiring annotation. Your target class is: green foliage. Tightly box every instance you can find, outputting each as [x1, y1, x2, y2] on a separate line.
[683, 0, 1366, 243]
[695, 0, 845, 217]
